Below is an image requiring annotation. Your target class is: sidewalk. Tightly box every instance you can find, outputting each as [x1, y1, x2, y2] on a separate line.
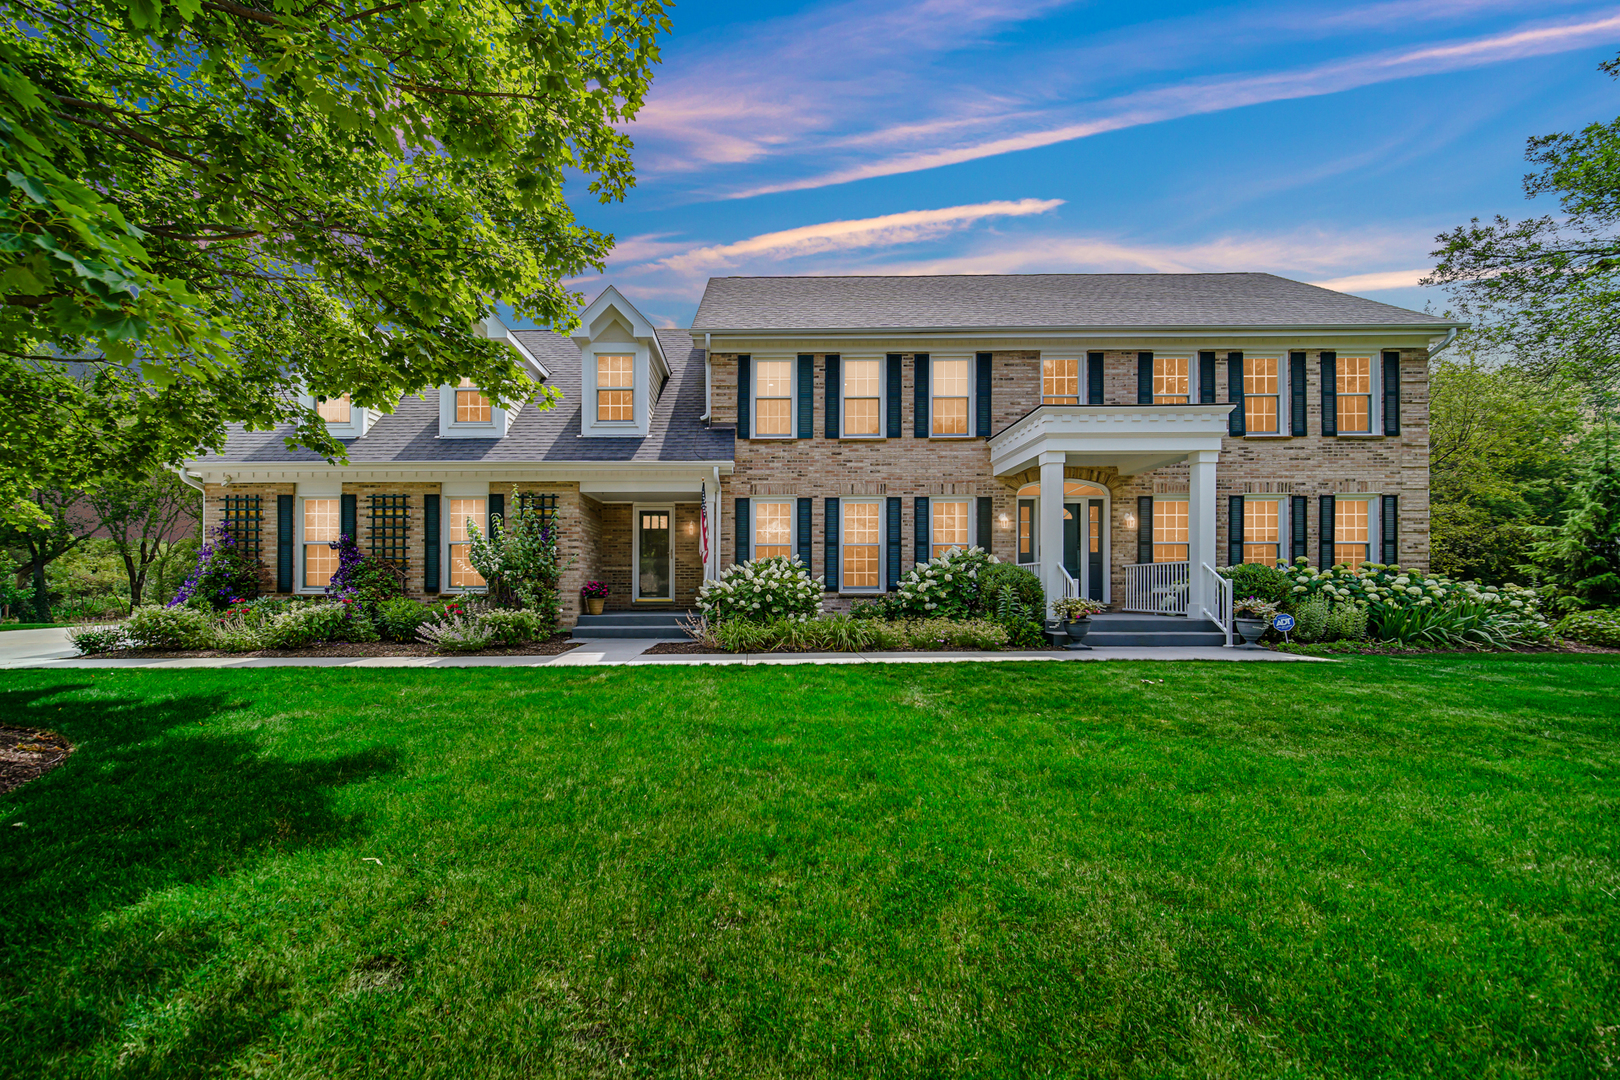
[0, 627, 1326, 669]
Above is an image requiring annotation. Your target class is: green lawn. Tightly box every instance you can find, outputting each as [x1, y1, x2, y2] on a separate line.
[2, 657, 1618, 1078]
[0, 622, 56, 632]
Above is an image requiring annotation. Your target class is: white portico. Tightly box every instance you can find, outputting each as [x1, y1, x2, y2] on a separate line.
[988, 404, 1236, 623]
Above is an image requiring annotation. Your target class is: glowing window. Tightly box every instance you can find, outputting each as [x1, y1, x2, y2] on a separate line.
[316, 395, 351, 424]
[597, 354, 634, 423]
[1043, 356, 1078, 405]
[1337, 357, 1373, 433]
[754, 360, 793, 437]
[753, 500, 794, 560]
[932, 358, 970, 436]
[842, 501, 882, 589]
[1243, 499, 1280, 564]
[448, 497, 487, 588]
[1244, 357, 1279, 434]
[843, 359, 881, 436]
[302, 498, 341, 589]
[1334, 499, 1370, 570]
[1153, 499, 1188, 562]
[455, 377, 491, 423]
[1154, 357, 1189, 404]
[931, 500, 970, 558]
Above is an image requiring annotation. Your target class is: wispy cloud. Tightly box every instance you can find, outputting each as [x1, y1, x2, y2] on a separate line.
[1309, 268, 1432, 291]
[725, 11, 1620, 197]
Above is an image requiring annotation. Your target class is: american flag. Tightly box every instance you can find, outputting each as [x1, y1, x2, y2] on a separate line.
[699, 481, 709, 568]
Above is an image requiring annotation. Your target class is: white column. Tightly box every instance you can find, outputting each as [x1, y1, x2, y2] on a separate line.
[1038, 451, 1066, 615]
[1187, 449, 1219, 613]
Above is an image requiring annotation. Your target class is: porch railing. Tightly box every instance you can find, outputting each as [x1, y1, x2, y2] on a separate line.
[1123, 561, 1189, 615]
[1199, 562, 1233, 646]
[1060, 566, 1079, 600]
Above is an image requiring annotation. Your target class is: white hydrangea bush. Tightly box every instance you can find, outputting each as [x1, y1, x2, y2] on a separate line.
[894, 546, 998, 618]
[698, 555, 824, 623]
[1279, 558, 1550, 645]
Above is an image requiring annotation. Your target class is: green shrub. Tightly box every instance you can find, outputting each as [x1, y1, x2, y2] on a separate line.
[125, 605, 214, 649]
[712, 615, 1009, 652]
[1325, 603, 1369, 642]
[68, 623, 130, 655]
[1220, 562, 1290, 605]
[892, 546, 995, 618]
[1291, 596, 1330, 643]
[1555, 608, 1620, 648]
[998, 617, 1047, 649]
[377, 598, 428, 642]
[698, 556, 823, 623]
[417, 614, 493, 652]
[477, 608, 544, 646]
[212, 615, 267, 653]
[262, 603, 377, 649]
[979, 562, 1044, 614]
[849, 594, 901, 620]
[906, 617, 1009, 650]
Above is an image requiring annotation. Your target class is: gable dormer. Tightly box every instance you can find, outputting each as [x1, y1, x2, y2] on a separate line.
[437, 314, 551, 440]
[572, 286, 668, 439]
[298, 391, 379, 440]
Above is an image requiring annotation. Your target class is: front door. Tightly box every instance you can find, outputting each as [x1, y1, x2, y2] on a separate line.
[1063, 503, 1082, 583]
[1088, 499, 1105, 600]
[636, 509, 672, 601]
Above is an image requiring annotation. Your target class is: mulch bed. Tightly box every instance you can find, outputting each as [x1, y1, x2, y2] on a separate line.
[82, 635, 583, 660]
[0, 726, 72, 794]
[641, 641, 1053, 655]
[1272, 640, 1620, 657]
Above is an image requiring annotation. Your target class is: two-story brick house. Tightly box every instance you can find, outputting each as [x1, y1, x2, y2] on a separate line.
[183, 273, 1455, 632]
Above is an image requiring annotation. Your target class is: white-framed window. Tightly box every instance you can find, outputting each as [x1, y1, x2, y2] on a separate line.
[1244, 356, 1281, 434]
[842, 500, 883, 591]
[1017, 500, 1034, 563]
[753, 359, 794, 438]
[596, 353, 634, 424]
[1043, 356, 1078, 404]
[1153, 497, 1189, 562]
[931, 499, 971, 559]
[932, 356, 971, 436]
[842, 358, 882, 437]
[316, 394, 352, 424]
[1243, 497, 1281, 564]
[455, 378, 492, 424]
[752, 499, 795, 560]
[300, 497, 341, 590]
[1337, 356, 1374, 434]
[1154, 356, 1190, 405]
[447, 497, 488, 590]
[1334, 498, 1371, 570]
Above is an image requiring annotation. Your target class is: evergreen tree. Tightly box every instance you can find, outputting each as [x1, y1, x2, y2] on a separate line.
[1527, 426, 1620, 611]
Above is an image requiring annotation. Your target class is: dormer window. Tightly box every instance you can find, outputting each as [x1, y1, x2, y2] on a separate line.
[456, 379, 492, 423]
[316, 395, 352, 424]
[597, 354, 634, 422]
[300, 390, 374, 438]
[439, 377, 514, 438]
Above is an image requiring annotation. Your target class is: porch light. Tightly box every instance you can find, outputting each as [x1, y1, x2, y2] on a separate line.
[1124, 512, 1137, 529]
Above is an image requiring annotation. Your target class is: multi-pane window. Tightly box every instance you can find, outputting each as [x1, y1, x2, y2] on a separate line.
[753, 500, 794, 560]
[1089, 503, 1101, 555]
[1153, 499, 1189, 562]
[932, 358, 970, 435]
[597, 354, 634, 423]
[447, 497, 487, 588]
[931, 500, 970, 558]
[1337, 357, 1373, 433]
[1153, 357, 1190, 404]
[302, 498, 340, 589]
[455, 377, 492, 423]
[1243, 499, 1280, 565]
[843, 359, 881, 436]
[1335, 499, 1370, 570]
[316, 394, 351, 423]
[1244, 357, 1280, 434]
[754, 360, 793, 437]
[843, 501, 882, 589]
[1043, 356, 1078, 404]
[1018, 502, 1033, 562]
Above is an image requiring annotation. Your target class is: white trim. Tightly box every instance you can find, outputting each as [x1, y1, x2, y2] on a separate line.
[438, 383, 514, 439]
[295, 479, 342, 498]
[749, 355, 798, 440]
[928, 353, 975, 439]
[182, 461, 734, 486]
[632, 503, 677, 602]
[442, 480, 489, 498]
[295, 494, 342, 594]
[441, 494, 489, 593]
[1236, 352, 1285, 436]
[299, 393, 377, 439]
[839, 354, 885, 440]
[582, 343, 650, 437]
[837, 496, 884, 594]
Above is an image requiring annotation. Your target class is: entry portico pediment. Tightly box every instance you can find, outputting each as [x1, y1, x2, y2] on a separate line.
[988, 404, 1236, 477]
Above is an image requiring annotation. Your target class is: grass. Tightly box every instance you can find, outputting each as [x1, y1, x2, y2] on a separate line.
[0, 622, 56, 632]
[2, 657, 1618, 1079]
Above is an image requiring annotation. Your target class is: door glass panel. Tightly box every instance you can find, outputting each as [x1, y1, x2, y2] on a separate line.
[638, 511, 671, 598]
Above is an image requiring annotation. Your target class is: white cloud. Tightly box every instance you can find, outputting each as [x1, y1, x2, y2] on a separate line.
[1309, 268, 1432, 292]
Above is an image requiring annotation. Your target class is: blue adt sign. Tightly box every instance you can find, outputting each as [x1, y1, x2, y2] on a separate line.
[1273, 613, 1296, 633]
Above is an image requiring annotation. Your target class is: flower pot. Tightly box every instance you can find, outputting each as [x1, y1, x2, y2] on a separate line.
[1063, 617, 1093, 651]
[1234, 617, 1268, 648]
[585, 597, 605, 616]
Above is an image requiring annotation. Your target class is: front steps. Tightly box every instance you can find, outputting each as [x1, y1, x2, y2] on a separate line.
[572, 608, 695, 640]
[1048, 613, 1229, 648]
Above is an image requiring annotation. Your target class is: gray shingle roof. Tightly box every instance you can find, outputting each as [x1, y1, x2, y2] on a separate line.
[197, 329, 733, 465]
[690, 273, 1453, 331]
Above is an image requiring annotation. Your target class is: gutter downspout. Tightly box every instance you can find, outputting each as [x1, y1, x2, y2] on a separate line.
[701, 332, 712, 424]
[1427, 326, 1459, 359]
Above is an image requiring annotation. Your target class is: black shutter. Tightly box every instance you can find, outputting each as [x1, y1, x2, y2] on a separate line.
[797, 353, 813, 438]
[1198, 351, 1217, 404]
[1320, 351, 1337, 436]
[913, 354, 929, 438]
[914, 496, 929, 567]
[824, 497, 840, 591]
[1137, 496, 1154, 564]
[734, 498, 750, 566]
[1381, 494, 1399, 565]
[1087, 351, 1104, 405]
[1382, 351, 1401, 436]
[975, 352, 992, 436]
[825, 354, 840, 439]
[797, 497, 812, 568]
[1228, 351, 1245, 436]
[885, 354, 902, 438]
[885, 497, 902, 590]
[1290, 495, 1308, 563]
[1228, 496, 1244, 568]
[276, 494, 294, 592]
[487, 493, 504, 537]
[1137, 352, 1153, 404]
[976, 496, 992, 555]
[737, 355, 751, 439]
[1290, 351, 1308, 436]
[1319, 494, 1336, 569]
[340, 493, 357, 543]
[423, 493, 440, 592]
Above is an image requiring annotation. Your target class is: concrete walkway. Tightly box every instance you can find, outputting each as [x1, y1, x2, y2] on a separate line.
[0, 626, 1325, 669]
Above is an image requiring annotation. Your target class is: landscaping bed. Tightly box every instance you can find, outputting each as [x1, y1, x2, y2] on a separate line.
[78, 634, 583, 659]
[0, 725, 71, 794]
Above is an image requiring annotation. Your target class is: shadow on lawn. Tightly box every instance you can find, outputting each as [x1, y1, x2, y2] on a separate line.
[0, 683, 399, 1075]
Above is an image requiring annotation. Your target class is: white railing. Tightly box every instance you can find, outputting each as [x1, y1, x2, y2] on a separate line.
[1060, 566, 1078, 600]
[1200, 562, 1233, 646]
[1123, 561, 1189, 615]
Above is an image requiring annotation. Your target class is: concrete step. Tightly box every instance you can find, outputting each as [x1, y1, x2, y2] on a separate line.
[575, 609, 694, 629]
[1085, 632, 1229, 647]
[1048, 614, 1228, 648]
[572, 630, 691, 641]
[1087, 614, 1221, 634]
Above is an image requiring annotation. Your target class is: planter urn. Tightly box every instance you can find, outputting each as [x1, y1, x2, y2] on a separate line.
[585, 597, 605, 616]
[1233, 617, 1267, 648]
[1063, 617, 1093, 651]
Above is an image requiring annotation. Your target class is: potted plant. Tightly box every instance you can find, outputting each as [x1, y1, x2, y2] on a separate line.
[1051, 596, 1107, 649]
[1232, 596, 1278, 648]
[580, 580, 608, 616]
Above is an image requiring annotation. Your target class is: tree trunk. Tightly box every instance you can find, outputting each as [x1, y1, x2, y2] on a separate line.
[30, 556, 49, 623]
[124, 550, 144, 609]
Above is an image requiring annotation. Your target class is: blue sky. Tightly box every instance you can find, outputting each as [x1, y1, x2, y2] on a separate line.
[544, 0, 1620, 329]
